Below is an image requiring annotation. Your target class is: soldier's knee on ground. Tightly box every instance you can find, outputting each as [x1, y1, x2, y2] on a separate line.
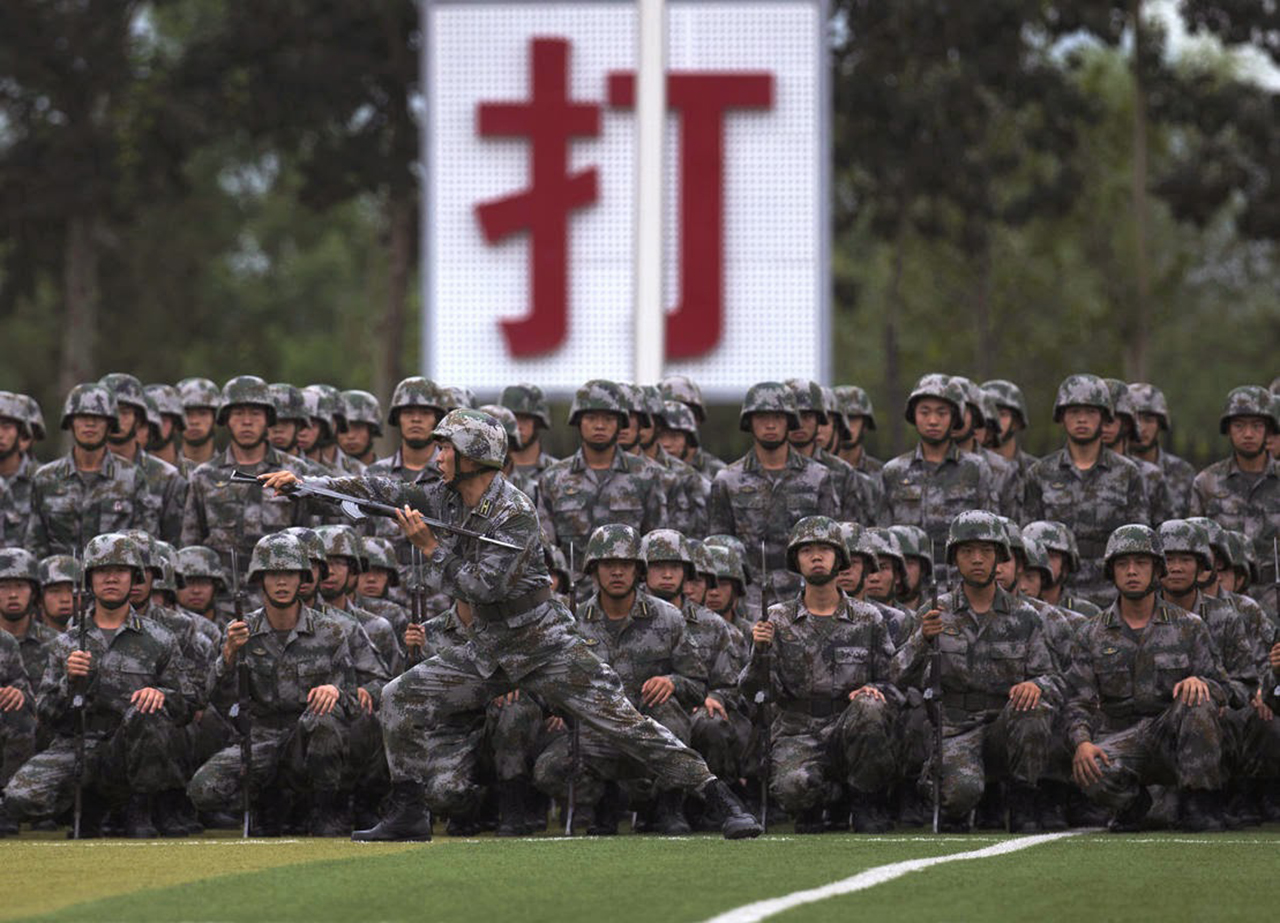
[772, 762, 822, 813]
[424, 773, 480, 818]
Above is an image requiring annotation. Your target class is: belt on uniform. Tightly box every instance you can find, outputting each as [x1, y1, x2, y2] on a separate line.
[780, 696, 848, 719]
[472, 586, 552, 622]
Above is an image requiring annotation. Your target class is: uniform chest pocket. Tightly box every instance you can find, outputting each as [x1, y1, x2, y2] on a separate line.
[732, 488, 769, 512]
[832, 646, 870, 686]
[294, 658, 332, 697]
[1096, 666, 1133, 699]
[833, 647, 869, 664]
[1039, 481, 1075, 518]
[937, 632, 968, 673]
[1151, 651, 1191, 687]
[608, 493, 644, 518]
[892, 485, 922, 508]
[985, 640, 1028, 682]
[554, 486, 590, 512]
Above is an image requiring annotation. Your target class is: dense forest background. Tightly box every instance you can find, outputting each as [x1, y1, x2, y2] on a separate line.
[1, 1, 1277, 464]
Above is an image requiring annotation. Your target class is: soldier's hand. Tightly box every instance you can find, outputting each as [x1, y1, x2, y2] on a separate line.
[130, 687, 166, 715]
[1251, 689, 1274, 722]
[223, 620, 250, 666]
[640, 675, 675, 708]
[67, 650, 92, 678]
[545, 715, 566, 733]
[701, 696, 728, 720]
[1270, 642, 1280, 671]
[1173, 676, 1210, 707]
[404, 623, 426, 650]
[849, 686, 886, 704]
[357, 687, 374, 714]
[493, 690, 520, 708]
[751, 620, 775, 647]
[1072, 741, 1111, 788]
[259, 470, 301, 494]
[394, 505, 439, 556]
[0, 686, 24, 712]
[1008, 681, 1042, 712]
[920, 609, 943, 640]
[308, 684, 341, 716]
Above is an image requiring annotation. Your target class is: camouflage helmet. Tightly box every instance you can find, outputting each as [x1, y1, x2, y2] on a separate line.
[82, 532, 146, 585]
[315, 524, 365, 569]
[981, 379, 1029, 429]
[1157, 519, 1213, 572]
[140, 392, 163, 434]
[904, 374, 960, 426]
[175, 546, 227, 590]
[977, 390, 1001, 437]
[639, 385, 666, 426]
[39, 554, 82, 588]
[269, 383, 308, 424]
[438, 386, 476, 412]
[865, 527, 905, 577]
[20, 395, 45, 442]
[837, 522, 880, 574]
[739, 381, 800, 432]
[361, 537, 400, 586]
[1021, 535, 1053, 581]
[61, 383, 118, 430]
[820, 386, 852, 440]
[177, 377, 222, 412]
[282, 527, 329, 579]
[1021, 521, 1081, 573]
[583, 523, 644, 574]
[701, 543, 746, 590]
[1126, 383, 1170, 430]
[433, 408, 508, 469]
[688, 542, 714, 580]
[784, 378, 828, 423]
[1184, 516, 1230, 565]
[1103, 524, 1166, 579]
[389, 376, 447, 427]
[568, 379, 629, 428]
[641, 529, 693, 576]
[218, 375, 277, 426]
[311, 384, 348, 431]
[945, 510, 1012, 564]
[342, 390, 383, 437]
[704, 534, 752, 585]
[500, 383, 552, 430]
[301, 385, 339, 436]
[616, 383, 650, 426]
[247, 532, 313, 583]
[1103, 378, 1135, 428]
[99, 372, 147, 412]
[659, 375, 706, 423]
[1052, 374, 1113, 423]
[120, 529, 161, 576]
[144, 384, 185, 430]
[949, 376, 986, 428]
[0, 548, 40, 586]
[152, 540, 179, 593]
[889, 525, 933, 578]
[660, 400, 700, 446]
[1223, 530, 1258, 586]
[0, 392, 32, 439]
[1218, 385, 1278, 434]
[786, 516, 851, 574]
[480, 404, 522, 452]
[833, 385, 877, 430]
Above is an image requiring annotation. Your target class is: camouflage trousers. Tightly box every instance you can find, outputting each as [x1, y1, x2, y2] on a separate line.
[346, 711, 388, 795]
[690, 705, 753, 782]
[4, 710, 186, 819]
[187, 712, 348, 812]
[0, 706, 36, 789]
[1223, 706, 1280, 779]
[923, 702, 1052, 821]
[1077, 701, 1223, 814]
[770, 696, 899, 813]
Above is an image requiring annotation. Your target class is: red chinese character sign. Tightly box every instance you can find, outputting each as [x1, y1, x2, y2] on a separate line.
[423, 0, 830, 397]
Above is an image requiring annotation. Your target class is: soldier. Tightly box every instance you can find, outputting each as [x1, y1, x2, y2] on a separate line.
[143, 384, 187, 472]
[950, 377, 1022, 520]
[18, 395, 46, 463]
[187, 533, 356, 836]
[631, 388, 708, 538]
[262, 409, 759, 841]
[0, 392, 35, 548]
[891, 510, 1058, 832]
[692, 543, 753, 788]
[1021, 520, 1104, 619]
[889, 525, 934, 615]
[880, 375, 995, 574]
[0, 627, 33, 829]
[300, 385, 363, 476]
[0, 549, 58, 697]
[180, 375, 315, 580]
[537, 380, 667, 568]
[741, 516, 899, 832]
[705, 533, 762, 624]
[501, 383, 558, 483]
[1127, 383, 1196, 518]
[315, 525, 402, 678]
[708, 382, 838, 610]
[1067, 524, 1227, 832]
[786, 379, 875, 526]
[660, 375, 726, 481]
[267, 383, 311, 460]
[339, 390, 382, 467]
[1100, 377, 1173, 526]
[982, 380, 1038, 479]
[3, 533, 190, 837]
[175, 546, 227, 630]
[1190, 385, 1280, 616]
[656, 400, 712, 484]
[1023, 374, 1150, 608]
[832, 385, 884, 473]
[101, 373, 189, 545]
[479, 404, 535, 501]
[177, 377, 222, 469]
[38, 555, 81, 632]
[356, 536, 412, 638]
[26, 384, 147, 558]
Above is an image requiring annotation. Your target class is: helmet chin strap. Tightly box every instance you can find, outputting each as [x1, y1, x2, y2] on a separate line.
[962, 566, 997, 590]
[805, 571, 836, 587]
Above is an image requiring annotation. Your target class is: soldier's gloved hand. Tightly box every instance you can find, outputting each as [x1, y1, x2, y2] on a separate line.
[308, 684, 341, 716]
[1172, 676, 1210, 707]
[1251, 689, 1273, 722]
[223, 620, 250, 666]
[404, 623, 426, 650]
[259, 471, 301, 494]
[130, 687, 166, 715]
[1008, 681, 1042, 712]
[0, 686, 25, 712]
[640, 675, 675, 708]
[394, 506, 439, 556]
[751, 620, 775, 647]
[701, 696, 728, 720]
[920, 609, 943, 640]
[357, 687, 374, 714]
[849, 686, 885, 704]
[1072, 741, 1111, 787]
[67, 650, 92, 679]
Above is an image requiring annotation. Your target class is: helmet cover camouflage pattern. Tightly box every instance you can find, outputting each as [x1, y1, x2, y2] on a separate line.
[659, 375, 706, 423]
[786, 516, 851, 574]
[248, 532, 313, 582]
[904, 373, 960, 426]
[0, 548, 40, 585]
[584, 523, 644, 573]
[0, 392, 32, 439]
[1218, 385, 1278, 434]
[1126, 383, 1169, 430]
[981, 379, 1029, 428]
[39, 554, 82, 588]
[433, 408, 508, 469]
[177, 377, 222, 411]
[342, 390, 383, 436]
[568, 380, 629, 427]
[61, 383, 118, 430]
[176, 545, 228, 590]
[145, 384, 185, 426]
[889, 524, 933, 577]
[1053, 374, 1114, 423]
[361, 537, 400, 585]
[500, 383, 552, 430]
[83, 532, 146, 584]
[1021, 520, 1080, 573]
[1157, 519, 1213, 572]
[641, 529, 693, 573]
[833, 385, 877, 430]
[704, 534, 752, 585]
[389, 376, 447, 427]
[1104, 524, 1166, 578]
[218, 375, 277, 426]
[945, 510, 1012, 565]
[739, 381, 800, 432]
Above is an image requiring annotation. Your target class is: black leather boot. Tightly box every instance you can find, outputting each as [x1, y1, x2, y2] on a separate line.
[653, 790, 692, 836]
[1007, 783, 1040, 834]
[700, 777, 762, 839]
[124, 794, 159, 839]
[351, 781, 433, 842]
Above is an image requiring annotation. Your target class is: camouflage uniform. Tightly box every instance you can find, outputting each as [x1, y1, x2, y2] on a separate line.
[356, 536, 413, 638]
[0, 630, 35, 789]
[101, 374, 189, 544]
[1126, 383, 1195, 517]
[501, 383, 559, 482]
[0, 392, 36, 547]
[832, 385, 885, 473]
[981, 380, 1039, 482]
[952, 377, 1023, 521]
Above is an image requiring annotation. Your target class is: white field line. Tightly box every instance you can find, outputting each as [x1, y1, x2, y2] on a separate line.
[1, 838, 306, 847]
[702, 831, 1085, 923]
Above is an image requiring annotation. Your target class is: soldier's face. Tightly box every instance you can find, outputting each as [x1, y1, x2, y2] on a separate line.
[435, 441, 461, 482]
[338, 422, 373, 457]
[750, 412, 788, 449]
[596, 559, 638, 599]
[71, 415, 110, 450]
[1134, 413, 1161, 448]
[0, 579, 33, 620]
[1113, 554, 1156, 597]
[998, 408, 1018, 442]
[902, 559, 922, 596]
[1047, 550, 1067, 585]
[684, 573, 707, 605]
[358, 569, 389, 598]
[657, 428, 690, 459]
[183, 408, 215, 444]
[797, 543, 838, 585]
[816, 417, 835, 451]
[913, 400, 953, 444]
[90, 566, 133, 608]
[1269, 430, 1280, 460]
[955, 542, 998, 586]
[320, 557, 353, 598]
[637, 418, 657, 447]
[645, 561, 686, 600]
[110, 405, 139, 443]
[0, 418, 19, 457]
[864, 560, 896, 599]
[616, 412, 640, 449]
[515, 415, 538, 448]
[268, 420, 299, 451]
[129, 571, 155, 606]
[296, 418, 321, 452]
[399, 407, 439, 447]
[1100, 414, 1124, 447]
[1162, 552, 1199, 594]
[789, 412, 819, 448]
[261, 571, 303, 607]
[1228, 417, 1269, 458]
[995, 555, 1020, 592]
[1062, 406, 1103, 444]
[704, 580, 738, 616]
[1018, 569, 1044, 599]
[835, 558, 865, 595]
[177, 576, 215, 614]
[842, 416, 866, 448]
[42, 583, 75, 623]
[579, 412, 620, 450]
[227, 406, 268, 448]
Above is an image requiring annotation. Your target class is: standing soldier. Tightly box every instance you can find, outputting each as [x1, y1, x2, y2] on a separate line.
[628, 387, 707, 538]
[1191, 386, 1280, 616]
[656, 401, 713, 486]
[982, 380, 1038, 479]
[950, 377, 1021, 520]
[1021, 520, 1104, 619]
[1127, 383, 1196, 518]
[300, 385, 363, 475]
[26, 384, 147, 558]
[0, 392, 35, 548]
[786, 379, 876, 526]
[660, 375, 726, 481]
[1023, 374, 1150, 608]
[177, 378, 221, 470]
[709, 382, 838, 609]
[38, 555, 82, 632]
[339, 391, 382, 468]
[501, 383, 558, 483]
[1101, 378, 1173, 525]
[1067, 525, 1227, 831]
[144, 384, 188, 472]
[833, 385, 883, 473]
[267, 383, 312, 463]
[17, 395, 46, 465]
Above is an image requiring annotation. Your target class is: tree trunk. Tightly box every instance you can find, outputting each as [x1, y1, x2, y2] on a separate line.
[60, 215, 99, 401]
[1126, 0, 1151, 381]
[374, 192, 413, 455]
[973, 233, 994, 381]
[885, 212, 907, 454]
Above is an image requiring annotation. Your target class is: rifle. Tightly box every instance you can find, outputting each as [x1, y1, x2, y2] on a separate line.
[70, 542, 87, 840]
[753, 540, 774, 833]
[228, 550, 251, 838]
[565, 541, 580, 836]
[230, 471, 521, 551]
[924, 540, 944, 834]
[407, 546, 425, 665]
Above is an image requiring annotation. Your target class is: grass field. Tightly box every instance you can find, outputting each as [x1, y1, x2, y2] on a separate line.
[4, 825, 1278, 923]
